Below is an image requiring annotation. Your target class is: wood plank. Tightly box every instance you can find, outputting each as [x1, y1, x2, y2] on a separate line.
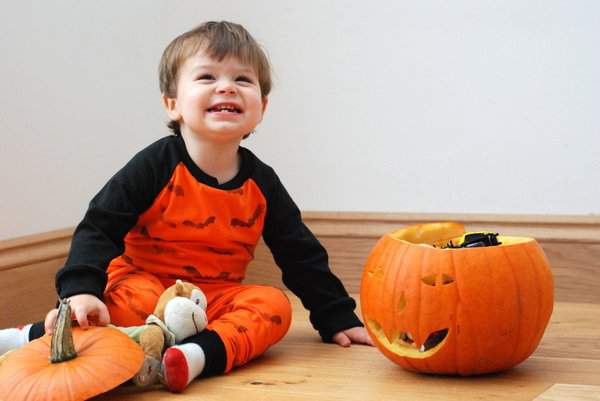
[536, 303, 600, 361]
[534, 384, 600, 401]
[92, 297, 600, 401]
[0, 227, 71, 271]
[0, 257, 64, 327]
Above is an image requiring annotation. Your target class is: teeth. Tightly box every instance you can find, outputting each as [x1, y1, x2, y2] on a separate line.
[211, 105, 239, 112]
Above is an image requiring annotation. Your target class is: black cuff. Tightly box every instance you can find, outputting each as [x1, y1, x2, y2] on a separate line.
[310, 296, 364, 342]
[318, 313, 364, 343]
[56, 269, 106, 300]
[29, 321, 46, 341]
[183, 329, 227, 376]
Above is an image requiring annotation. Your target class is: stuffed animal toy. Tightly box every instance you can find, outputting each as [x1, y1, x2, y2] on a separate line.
[118, 279, 208, 387]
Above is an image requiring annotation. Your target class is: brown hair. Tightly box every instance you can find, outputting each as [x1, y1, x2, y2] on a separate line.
[159, 21, 272, 136]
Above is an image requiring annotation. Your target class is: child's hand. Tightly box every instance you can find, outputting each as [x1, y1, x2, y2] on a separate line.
[332, 326, 374, 347]
[44, 294, 111, 335]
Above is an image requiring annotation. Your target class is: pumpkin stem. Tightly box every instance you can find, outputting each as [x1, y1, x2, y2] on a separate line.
[50, 298, 78, 363]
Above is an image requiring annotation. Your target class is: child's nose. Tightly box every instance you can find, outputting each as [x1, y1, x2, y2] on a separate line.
[216, 79, 236, 94]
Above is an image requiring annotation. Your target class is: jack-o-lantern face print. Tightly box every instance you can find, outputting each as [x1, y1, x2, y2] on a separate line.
[360, 222, 553, 376]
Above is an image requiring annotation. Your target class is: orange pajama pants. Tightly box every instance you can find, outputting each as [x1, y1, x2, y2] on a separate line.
[104, 265, 292, 373]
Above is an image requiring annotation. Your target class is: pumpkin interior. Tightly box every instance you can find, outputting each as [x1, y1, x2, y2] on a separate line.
[389, 223, 533, 248]
[367, 319, 450, 359]
[388, 222, 465, 247]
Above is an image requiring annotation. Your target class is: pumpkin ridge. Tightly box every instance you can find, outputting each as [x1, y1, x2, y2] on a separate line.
[513, 243, 539, 365]
[401, 245, 425, 372]
[490, 246, 519, 372]
[449, 250, 459, 373]
[501, 245, 523, 366]
[1, 346, 48, 398]
[389, 242, 416, 372]
[387, 240, 409, 342]
[418, 247, 433, 373]
[535, 243, 554, 344]
[392, 241, 410, 316]
[522, 243, 547, 361]
[453, 250, 475, 375]
[39, 365, 68, 401]
[73, 357, 113, 400]
[476, 250, 492, 373]
[63, 363, 80, 401]
[475, 250, 493, 373]
[376, 238, 398, 340]
[16, 366, 44, 400]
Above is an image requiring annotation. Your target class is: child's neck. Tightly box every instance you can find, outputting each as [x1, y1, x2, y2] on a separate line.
[181, 132, 241, 185]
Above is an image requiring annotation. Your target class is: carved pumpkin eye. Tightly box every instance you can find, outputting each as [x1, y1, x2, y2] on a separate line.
[421, 274, 455, 286]
[422, 274, 436, 286]
[441, 274, 455, 284]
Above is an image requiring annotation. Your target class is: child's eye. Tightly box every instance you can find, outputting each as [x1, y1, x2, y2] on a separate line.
[197, 74, 215, 81]
[236, 75, 253, 83]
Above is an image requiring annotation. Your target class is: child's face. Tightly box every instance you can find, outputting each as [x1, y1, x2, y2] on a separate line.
[163, 49, 267, 142]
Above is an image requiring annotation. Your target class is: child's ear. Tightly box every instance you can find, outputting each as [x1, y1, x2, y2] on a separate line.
[261, 96, 269, 114]
[162, 94, 181, 121]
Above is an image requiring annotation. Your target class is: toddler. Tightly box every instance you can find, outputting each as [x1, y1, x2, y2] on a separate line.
[0, 21, 372, 392]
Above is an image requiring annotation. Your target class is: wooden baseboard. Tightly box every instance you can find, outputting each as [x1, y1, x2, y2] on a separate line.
[302, 211, 600, 242]
[249, 212, 600, 303]
[1, 212, 598, 326]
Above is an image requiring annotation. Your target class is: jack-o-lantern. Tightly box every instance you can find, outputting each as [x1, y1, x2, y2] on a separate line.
[360, 222, 553, 375]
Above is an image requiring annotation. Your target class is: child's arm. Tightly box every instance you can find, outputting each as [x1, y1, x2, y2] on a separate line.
[55, 140, 172, 305]
[258, 167, 364, 343]
[44, 294, 110, 334]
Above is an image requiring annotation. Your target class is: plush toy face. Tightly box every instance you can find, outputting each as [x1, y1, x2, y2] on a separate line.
[360, 223, 554, 375]
[164, 296, 207, 343]
[155, 280, 208, 343]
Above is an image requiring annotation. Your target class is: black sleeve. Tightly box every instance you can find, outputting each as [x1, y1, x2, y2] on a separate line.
[261, 171, 363, 342]
[55, 141, 173, 300]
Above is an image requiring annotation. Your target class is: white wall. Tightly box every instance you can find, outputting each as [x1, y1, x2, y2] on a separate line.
[1, 1, 599, 240]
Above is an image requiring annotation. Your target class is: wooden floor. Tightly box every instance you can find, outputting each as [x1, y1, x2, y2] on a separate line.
[2, 216, 598, 400]
[94, 295, 600, 401]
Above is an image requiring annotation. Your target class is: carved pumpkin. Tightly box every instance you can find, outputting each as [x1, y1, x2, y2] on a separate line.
[0, 299, 144, 401]
[360, 222, 554, 375]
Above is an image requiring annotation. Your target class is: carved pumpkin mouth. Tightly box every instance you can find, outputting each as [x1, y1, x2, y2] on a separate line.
[367, 319, 449, 359]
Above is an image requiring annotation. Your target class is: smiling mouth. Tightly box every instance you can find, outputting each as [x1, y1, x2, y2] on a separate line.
[367, 319, 449, 359]
[207, 104, 242, 113]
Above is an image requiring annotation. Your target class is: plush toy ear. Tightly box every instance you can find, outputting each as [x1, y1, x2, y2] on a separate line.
[154, 280, 205, 320]
[175, 280, 185, 297]
[153, 281, 180, 320]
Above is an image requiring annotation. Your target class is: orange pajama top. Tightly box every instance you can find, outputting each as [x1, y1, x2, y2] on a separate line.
[55, 135, 361, 341]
